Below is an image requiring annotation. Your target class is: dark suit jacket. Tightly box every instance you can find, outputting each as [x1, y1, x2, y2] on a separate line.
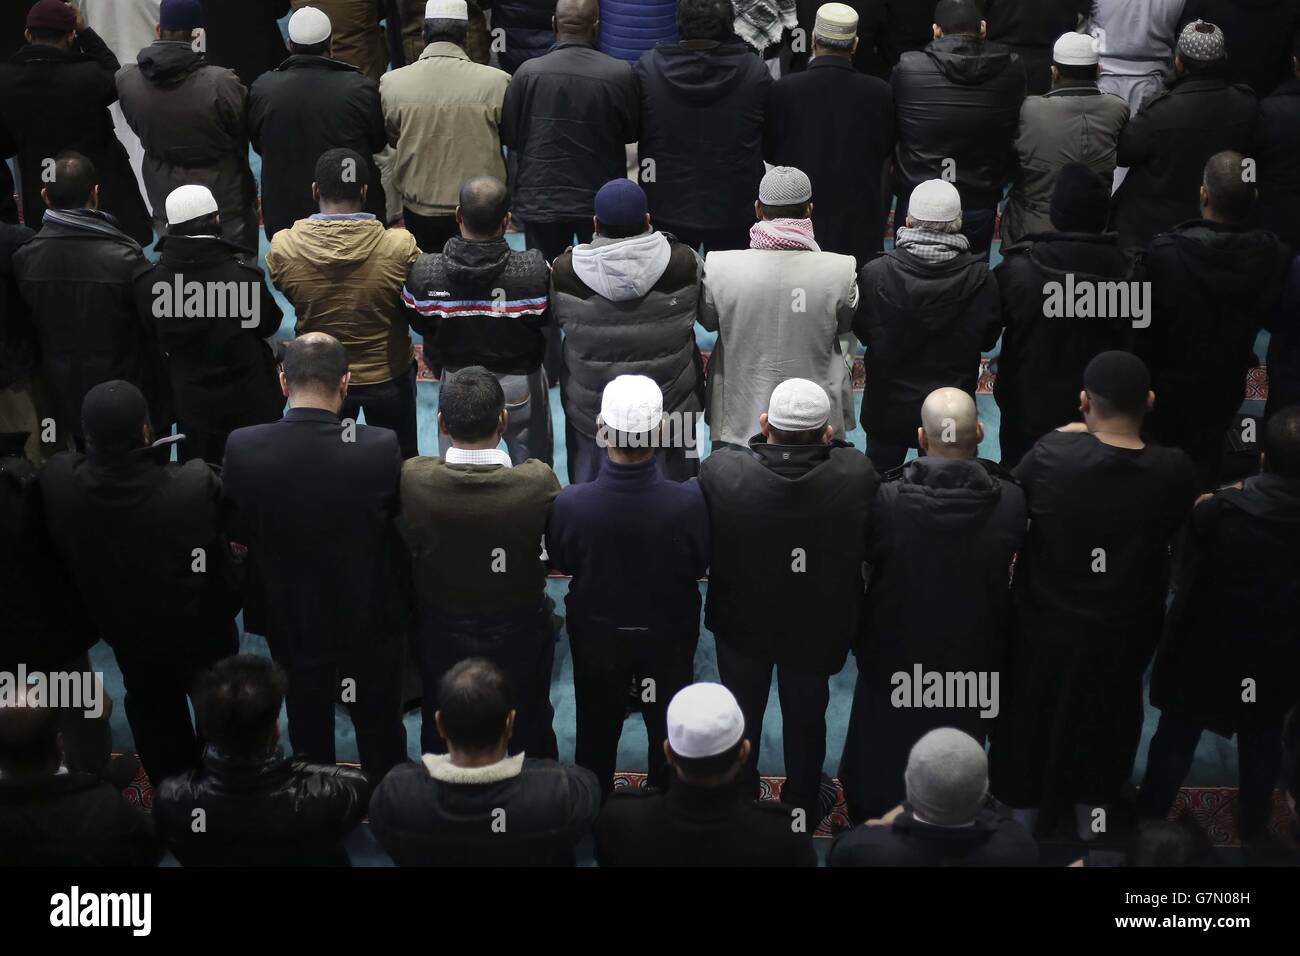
[221, 406, 410, 661]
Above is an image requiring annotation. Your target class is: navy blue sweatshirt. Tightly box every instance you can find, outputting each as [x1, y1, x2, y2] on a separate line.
[547, 459, 709, 635]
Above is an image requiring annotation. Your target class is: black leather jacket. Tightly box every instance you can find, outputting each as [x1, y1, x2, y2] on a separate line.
[154, 747, 369, 866]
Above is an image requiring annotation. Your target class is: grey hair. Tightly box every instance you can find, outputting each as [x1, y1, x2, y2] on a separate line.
[815, 33, 855, 52]
[424, 17, 468, 44]
[905, 215, 964, 234]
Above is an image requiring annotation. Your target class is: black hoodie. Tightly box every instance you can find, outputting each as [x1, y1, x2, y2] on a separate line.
[857, 456, 1026, 683]
[1140, 220, 1290, 428]
[993, 231, 1141, 454]
[856, 245, 1003, 444]
[403, 237, 551, 374]
[987, 0, 1095, 94]
[891, 34, 1027, 207]
[134, 234, 283, 431]
[634, 37, 771, 231]
[1151, 471, 1300, 734]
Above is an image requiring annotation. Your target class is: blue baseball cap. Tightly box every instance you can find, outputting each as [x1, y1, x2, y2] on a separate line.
[160, 0, 204, 32]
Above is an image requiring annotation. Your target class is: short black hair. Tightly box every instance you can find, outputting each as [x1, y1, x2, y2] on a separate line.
[0, 696, 61, 775]
[458, 176, 510, 236]
[935, 0, 983, 36]
[439, 366, 504, 442]
[283, 333, 349, 391]
[194, 655, 287, 758]
[436, 658, 515, 751]
[759, 202, 810, 220]
[1179, 53, 1221, 76]
[314, 147, 368, 203]
[44, 151, 97, 208]
[1086, 392, 1147, 420]
[1202, 150, 1255, 223]
[1125, 819, 1212, 867]
[1053, 62, 1097, 83]
[596, 220, 648, 240]
[169, 212, 221, 237]
[677, 0, 734, 42]
[670, 739, 745, 782]
[1264, 406, 1300, 480]
[424, 16, 469, 45]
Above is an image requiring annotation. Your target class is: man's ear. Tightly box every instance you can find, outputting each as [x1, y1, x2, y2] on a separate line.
[1079, 389, 1090, 415]
[502, 211, 512, 233]
[311, 182, 321, 204]
[1146, 390, 1155, 412]
[437, 411, 446, 434]
[663, 739, 674, 765]
[41, 187, 52, 210]
[979, 20, 987, 39]
[359, 184, 368, 207]
[455, 204, 464, 226]
[434, 711, 447, 742]
[155, 24, 161, 40]
[738, 739, 752, 763]
[1050, 65, 1060, 84]
[279, 369, 290, 397]
[822, 425, 834, 445]
[505, 710, 516, 741]
[759, 411, 771, 438]
[975, 421, 985, 446]
[551, 15, 557, 34]
[88, 185, 100, 210]
[917, 426, 928, 453]
[932, 23, 941, 40]
[754, 200, 763, 222]
[498, 408, 509, 436]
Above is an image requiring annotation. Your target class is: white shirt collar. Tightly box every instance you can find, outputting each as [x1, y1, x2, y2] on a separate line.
[444, 446, 513, 469]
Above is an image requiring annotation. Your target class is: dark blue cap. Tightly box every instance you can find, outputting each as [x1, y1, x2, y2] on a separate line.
[160, 0, 203, 32]
[594, 178, 647, 228]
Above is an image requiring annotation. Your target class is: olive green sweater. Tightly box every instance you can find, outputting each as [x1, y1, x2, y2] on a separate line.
[400, 456, 560, 613]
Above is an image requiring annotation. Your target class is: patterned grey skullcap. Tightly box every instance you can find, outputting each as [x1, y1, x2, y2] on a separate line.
[1178, 20, 1225, 62]
[759, 166, 812, 206]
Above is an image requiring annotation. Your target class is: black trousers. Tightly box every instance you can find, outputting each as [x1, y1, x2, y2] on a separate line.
[656, 220, 751, 256]
[524, 218, 594, 382]
[403, 208, 461, 254]
[838, 672, 990, 823]
[115, 630, 237, 786]
[714, 638, 832, 826]
[1137, 710, 1284, 839]
[569, 624, 698, 797]
[341, 364, 420, 459]
[415, 598, 559, 759]
[269, 631, 409, 784]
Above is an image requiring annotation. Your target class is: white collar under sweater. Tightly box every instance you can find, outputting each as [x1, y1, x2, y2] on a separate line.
[444, 446, 513, 468]
[421, 752, 525, 784]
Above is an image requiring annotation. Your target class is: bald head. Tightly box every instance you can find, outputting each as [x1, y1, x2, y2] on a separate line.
[918, 388, 982, 458]
[0, 689, 62, 777]
[457, 176, 511, 239]
[554, 0, 598, 39]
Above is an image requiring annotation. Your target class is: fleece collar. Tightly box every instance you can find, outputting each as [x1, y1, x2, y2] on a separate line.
[421, 752, 525, 784]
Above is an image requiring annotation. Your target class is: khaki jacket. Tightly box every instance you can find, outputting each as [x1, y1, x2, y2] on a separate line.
[380, 41, 508, 216]
[266, 217, 420, 385]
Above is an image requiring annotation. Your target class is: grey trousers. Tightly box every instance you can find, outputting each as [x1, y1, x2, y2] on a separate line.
[437, 366, 553, 466]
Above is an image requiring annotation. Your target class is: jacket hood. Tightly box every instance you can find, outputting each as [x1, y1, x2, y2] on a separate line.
[157, 233, 255, 268]
[926, 35, 1016, 86]
[876, 249, 990, 334]
[1223, 473, 1300, 525]
[648, 38, 760, 103]
[1012, 232, 1137, 283]
[571, 231, 672, 301]
[442, 236, 512, 286]
[285, 217, 390, 264]
[891, 457, 1006, 531]
[136, 40, 204, 87]
[745, 436, 850, 479]
[1162, 221, 1285, 307]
